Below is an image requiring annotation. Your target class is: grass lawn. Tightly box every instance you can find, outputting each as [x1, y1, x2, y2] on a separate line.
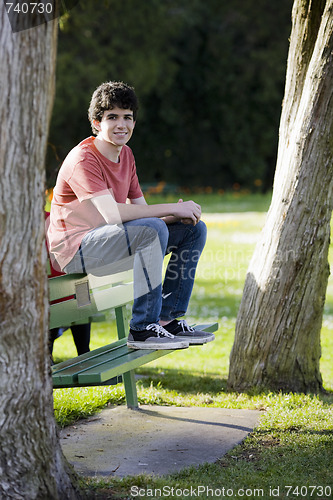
[52, 192, 333, 499]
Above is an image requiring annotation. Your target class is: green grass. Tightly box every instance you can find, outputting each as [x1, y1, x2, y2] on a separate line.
[51, 192, 333, 499]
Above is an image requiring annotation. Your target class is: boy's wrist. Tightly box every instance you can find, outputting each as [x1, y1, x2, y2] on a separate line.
[161, 215, 180, 224]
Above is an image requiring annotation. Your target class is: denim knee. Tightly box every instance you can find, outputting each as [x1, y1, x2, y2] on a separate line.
[191, 220, 207, 250]
[139, 218, 169, 250]
[125, 217, 169, 254]
[196, 220, 207, 240]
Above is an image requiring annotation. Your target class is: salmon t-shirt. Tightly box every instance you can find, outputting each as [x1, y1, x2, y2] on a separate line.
[47, 137, 143, 271]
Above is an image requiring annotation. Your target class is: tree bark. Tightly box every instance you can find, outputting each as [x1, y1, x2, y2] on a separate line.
[0, 6, 82, 499]
[228, 0, 333, 392]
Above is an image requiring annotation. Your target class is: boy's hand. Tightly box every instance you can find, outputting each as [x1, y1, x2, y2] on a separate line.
[177, 199, 194, 225]
[174, 199, 201, 225]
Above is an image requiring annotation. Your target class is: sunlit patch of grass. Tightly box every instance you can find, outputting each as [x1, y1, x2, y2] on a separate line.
[53, 386, 126, 427]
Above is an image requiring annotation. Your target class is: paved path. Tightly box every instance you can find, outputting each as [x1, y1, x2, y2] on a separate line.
[60, 405, 261, 478]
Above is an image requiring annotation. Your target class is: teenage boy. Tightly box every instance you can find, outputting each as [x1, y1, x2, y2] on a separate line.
[47, 81, 215, 350]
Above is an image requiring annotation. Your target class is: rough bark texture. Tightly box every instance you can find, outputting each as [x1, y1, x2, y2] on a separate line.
[228, 0, 333, 392]
[0, 6, 82, 499]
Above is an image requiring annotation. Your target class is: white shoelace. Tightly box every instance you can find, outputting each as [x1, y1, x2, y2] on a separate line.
[178, 320, 195, 333]
[146, 323, 175, 338]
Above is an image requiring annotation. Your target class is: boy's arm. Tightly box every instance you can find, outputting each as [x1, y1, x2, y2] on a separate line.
[129, 196, 185, 225]
[91, 194, 201, 225]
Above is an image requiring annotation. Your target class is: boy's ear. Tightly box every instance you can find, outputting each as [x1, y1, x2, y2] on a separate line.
[93, 119, 101, 132]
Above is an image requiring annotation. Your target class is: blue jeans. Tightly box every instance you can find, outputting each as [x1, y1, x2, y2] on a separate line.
[64, 219, 207, 331]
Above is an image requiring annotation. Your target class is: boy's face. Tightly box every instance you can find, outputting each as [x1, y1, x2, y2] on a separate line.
[93, 107, 135, 148]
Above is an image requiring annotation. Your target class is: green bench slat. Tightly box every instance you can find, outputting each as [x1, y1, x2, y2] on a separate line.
[52, 322, 219, 388]
[52, 341, 129, 384]
[193, 323, 219, 333]
[53, 374, 122, 388]
[52, 337, 126, 371]
[78, 348, 172, 385]
[49, 282, 133, 329]
[52, 339, 171, 387]
[49, 269, 133, 302]
[48, 273, 87, 302]
[91, 282, 133, 311]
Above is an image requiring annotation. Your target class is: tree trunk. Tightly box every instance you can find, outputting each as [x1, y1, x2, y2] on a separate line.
[228, 0, 333, 392]
[0, 6, 82, 499]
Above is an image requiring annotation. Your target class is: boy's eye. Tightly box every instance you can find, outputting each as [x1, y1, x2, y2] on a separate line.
[106, 114, 133, 120]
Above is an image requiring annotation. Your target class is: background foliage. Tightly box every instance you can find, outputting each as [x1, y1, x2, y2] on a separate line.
[47, 0, 293, 190]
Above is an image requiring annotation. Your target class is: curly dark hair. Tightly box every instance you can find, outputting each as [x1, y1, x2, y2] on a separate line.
[88, 81, 139, 134]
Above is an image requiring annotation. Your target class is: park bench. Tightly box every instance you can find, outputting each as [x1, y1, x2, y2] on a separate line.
[47, 243, 218, 409]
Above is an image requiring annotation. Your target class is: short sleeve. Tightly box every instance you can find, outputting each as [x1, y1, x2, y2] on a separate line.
[68, 158, 109, 202]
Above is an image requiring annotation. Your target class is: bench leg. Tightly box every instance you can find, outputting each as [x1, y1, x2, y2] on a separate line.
[122, 370, 139, 409]
[115, 305, 139, 409]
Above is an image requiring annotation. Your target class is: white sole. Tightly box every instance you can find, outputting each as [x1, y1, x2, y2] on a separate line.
[175, 334, 215, 345]
[127, 341, 189, 350]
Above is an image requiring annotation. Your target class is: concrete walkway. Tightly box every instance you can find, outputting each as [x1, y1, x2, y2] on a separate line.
[60, 405, 261, 478]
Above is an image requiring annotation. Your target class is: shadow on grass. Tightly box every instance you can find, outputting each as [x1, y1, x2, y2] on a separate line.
[136, 366, 229, 395]
[136, 366, 333, 403]
[51, 358, 333, 407]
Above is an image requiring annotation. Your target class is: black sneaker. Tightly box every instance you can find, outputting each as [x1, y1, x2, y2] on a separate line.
[163, 319, 215, 345]
[127, 323, 189, 350]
